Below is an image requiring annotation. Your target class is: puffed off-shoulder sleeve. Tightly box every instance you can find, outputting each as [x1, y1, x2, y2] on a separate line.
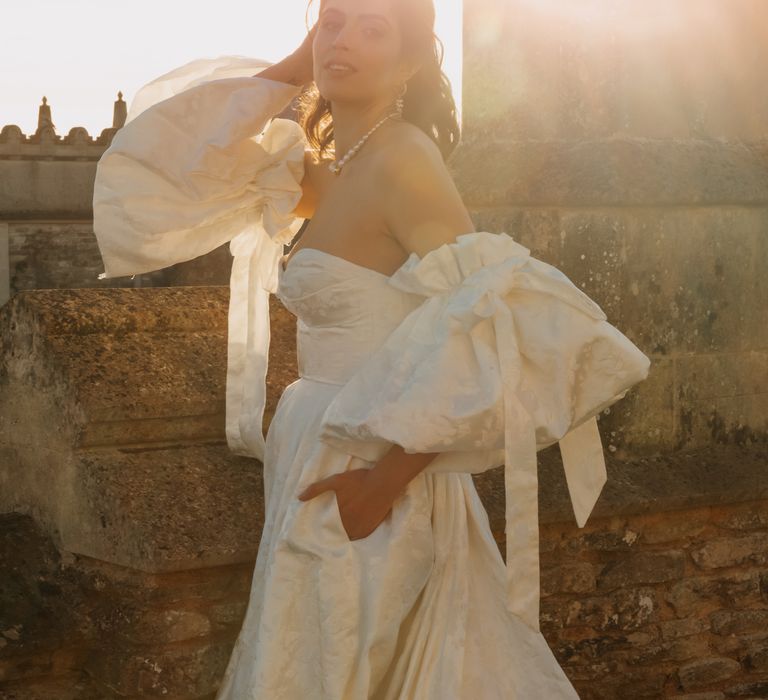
[93, 56, 307, 461]
[318, 231, 651, 632]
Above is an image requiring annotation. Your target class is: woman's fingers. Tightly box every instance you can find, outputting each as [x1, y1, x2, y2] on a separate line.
[297, 474, 338, 501]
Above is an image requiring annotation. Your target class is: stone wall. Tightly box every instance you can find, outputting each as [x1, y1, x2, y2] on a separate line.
[2, 220, 224, 295]
[1, 287, 766, 697]
[6, 222, 134, 292]
[539, 496, 768, 698]
[0, 509, 256, 699]
[0, 93, 299, 304]
[0, 288, 295, 697]
[471, 441, 768, 698]
[454, 0, 768, 695]
[457, 0, 768, 456]
[0, 93, 143, 305]
[1, 1, 767, 697]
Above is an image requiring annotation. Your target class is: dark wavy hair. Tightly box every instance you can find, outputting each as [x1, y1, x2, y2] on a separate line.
[299, 0, 461, 164]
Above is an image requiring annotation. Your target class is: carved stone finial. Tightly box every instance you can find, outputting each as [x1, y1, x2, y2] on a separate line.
[37, 96, 54, 134]
[113, 90, 127, 129]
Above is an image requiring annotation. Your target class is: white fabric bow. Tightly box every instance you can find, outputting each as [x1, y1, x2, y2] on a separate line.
[318, 231, 651, 631]
[92, 57, 307, 462]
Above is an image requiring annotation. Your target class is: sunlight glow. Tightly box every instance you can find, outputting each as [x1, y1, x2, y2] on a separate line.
[461, 0, 767, 140]
[513, 0, 728, 37]
[2, 0, 463, 136]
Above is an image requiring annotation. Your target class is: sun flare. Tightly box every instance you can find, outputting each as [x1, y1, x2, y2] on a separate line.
[1, 0, 464, 137]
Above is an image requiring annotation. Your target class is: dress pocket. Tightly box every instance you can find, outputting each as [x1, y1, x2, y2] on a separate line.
[328, 489, 353, 543]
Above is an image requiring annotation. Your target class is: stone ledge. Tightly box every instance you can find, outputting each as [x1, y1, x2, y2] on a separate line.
[1, 314, 227, 450]
[475, 443, 768, 532]
[6, 437, 760, 574]
[0, 287, 229, 337]
[71, 444, 263, 572]
[0, 287, 296, 574]
[0, 288, 297, 449]
[1, 443, 262, 572]
[451, 138, 768, 207]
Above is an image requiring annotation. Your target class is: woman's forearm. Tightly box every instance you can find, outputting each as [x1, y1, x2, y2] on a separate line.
[255, 54, 308, 87]
[369, 444, 440, 500]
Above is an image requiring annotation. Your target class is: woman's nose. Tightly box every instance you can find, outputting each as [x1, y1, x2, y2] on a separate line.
[331, 23, 353, 49]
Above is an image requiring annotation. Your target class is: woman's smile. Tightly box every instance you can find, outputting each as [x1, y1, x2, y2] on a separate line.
[326, 64, 357, 76]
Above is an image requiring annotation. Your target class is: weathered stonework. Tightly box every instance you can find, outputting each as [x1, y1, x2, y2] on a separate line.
[456, 1, 768, 696]
[0, 288, 296, 696]
[536, 500, 768, 698]
[0, 91, 300, 301]
[1, 0, 767, 697]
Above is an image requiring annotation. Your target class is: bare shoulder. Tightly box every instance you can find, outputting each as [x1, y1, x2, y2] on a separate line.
[373, 122, 475, 257]
[374, 121, 448, 180]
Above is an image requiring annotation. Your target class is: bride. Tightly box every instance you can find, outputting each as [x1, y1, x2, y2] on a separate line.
[93, 0, 650, 697]
[267, 1, 479, 545]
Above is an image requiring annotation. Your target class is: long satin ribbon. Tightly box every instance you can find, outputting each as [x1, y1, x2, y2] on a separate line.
[490, 293, 606, 633]
[225, 227, 283, 461]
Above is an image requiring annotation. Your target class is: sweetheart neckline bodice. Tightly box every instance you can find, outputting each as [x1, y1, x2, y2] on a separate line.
[279, 247, 400, 281]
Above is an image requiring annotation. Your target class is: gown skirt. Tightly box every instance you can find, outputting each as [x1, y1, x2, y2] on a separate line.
[215, 374, 581, 699]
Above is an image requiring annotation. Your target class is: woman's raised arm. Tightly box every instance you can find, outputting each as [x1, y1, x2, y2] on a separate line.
[258, 21, 318, 87]
[92, 56, 311, 463]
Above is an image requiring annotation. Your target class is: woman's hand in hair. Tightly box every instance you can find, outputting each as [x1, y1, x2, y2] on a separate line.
[256, 20, 318, 87]
[289, 20, 319, 86]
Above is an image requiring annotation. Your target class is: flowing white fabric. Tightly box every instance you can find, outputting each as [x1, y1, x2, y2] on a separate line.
[92, 57, 306, 460]
[317, 232, 651, 631]
[91, 56, 652, 695]
[216, 250, 585, 697]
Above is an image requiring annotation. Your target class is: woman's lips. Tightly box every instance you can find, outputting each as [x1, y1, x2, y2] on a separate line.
[326, 65, 357, 76]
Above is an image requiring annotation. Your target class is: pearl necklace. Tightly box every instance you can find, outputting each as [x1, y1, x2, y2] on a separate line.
[327, 109, 401, 175]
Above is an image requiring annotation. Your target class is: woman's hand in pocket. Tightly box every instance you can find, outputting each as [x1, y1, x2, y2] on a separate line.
[297, 467, 396, 541]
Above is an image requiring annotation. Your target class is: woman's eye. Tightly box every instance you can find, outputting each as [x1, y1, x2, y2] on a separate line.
[321, 20, 382, 38]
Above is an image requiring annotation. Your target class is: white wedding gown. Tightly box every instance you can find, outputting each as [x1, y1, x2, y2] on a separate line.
[214, 248, 580, 699]
[91, 56, 650, 699]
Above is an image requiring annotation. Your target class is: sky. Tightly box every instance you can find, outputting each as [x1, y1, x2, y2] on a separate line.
[1, 0, 463, 137]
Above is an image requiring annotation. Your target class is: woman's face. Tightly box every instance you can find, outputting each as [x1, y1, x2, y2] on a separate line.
[313, 0, 410, 105]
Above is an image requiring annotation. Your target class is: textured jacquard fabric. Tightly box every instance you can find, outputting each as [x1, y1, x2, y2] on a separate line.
[92, 57, 306, 461]
[317, 232, 651, 631]
[213, 254, 583, 698]
[91, 56, 651, 697]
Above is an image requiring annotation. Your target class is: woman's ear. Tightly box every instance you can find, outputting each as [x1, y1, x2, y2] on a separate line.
[402, 60, 422, 83]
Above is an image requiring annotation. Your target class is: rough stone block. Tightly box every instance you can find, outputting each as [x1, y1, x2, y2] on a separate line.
[675, 352, 768, 450]
[709, 609, 768, 637]
[660, 617, 711, 639]
[83, 638, 232, 698]
[723, 678, 768, 697]
[678, 656, 742, 691]
[541, 562, 597, 596]
[691, 533, 768, 570]
[564, 586, 660, 631]
[666, 573, 760, 617]
[619, 208, 766, 356]
[596, 550, 685, 591]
